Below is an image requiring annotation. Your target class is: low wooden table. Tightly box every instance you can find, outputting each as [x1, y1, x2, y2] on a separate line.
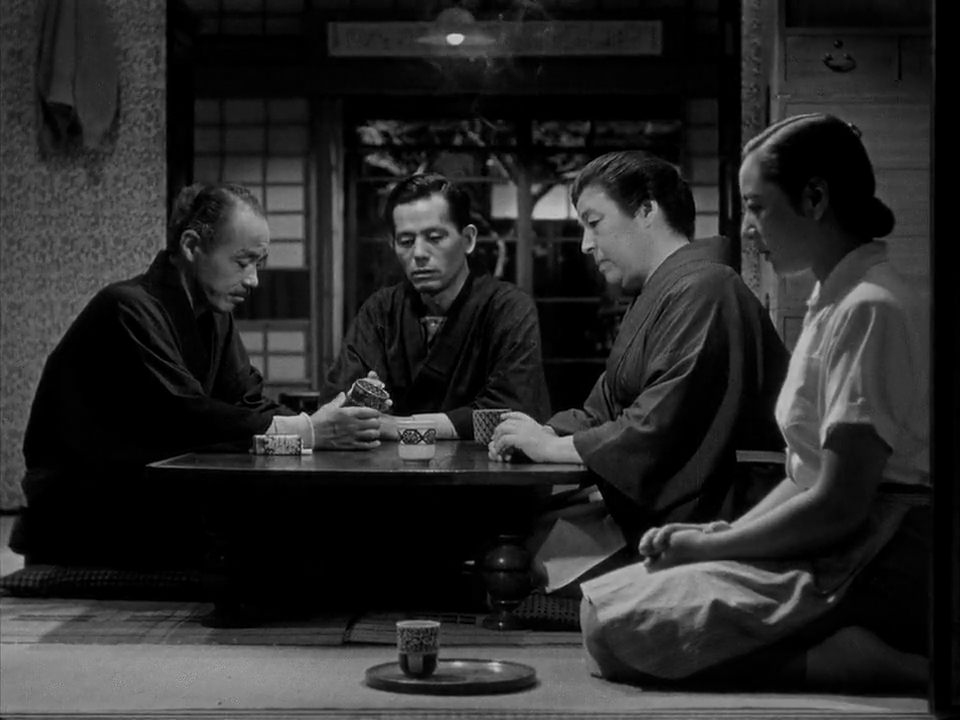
[147, 442, 591, 629]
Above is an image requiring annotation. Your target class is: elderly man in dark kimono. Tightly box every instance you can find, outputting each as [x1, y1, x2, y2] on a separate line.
[318, 172, 551, 438]
[490, 151, 789, 595]
[10, 182, 384, 572]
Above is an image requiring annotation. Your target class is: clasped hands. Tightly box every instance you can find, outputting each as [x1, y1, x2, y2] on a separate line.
[309, 371, 391, 450]
[637, 521, 731, 570]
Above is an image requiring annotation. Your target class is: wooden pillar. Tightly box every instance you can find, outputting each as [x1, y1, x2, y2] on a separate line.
[515, 122, 534, 295]
[314, 97, 344, 376]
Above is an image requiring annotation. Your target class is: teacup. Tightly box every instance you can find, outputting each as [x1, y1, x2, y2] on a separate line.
[397, 419, 437, 460]
[472, 408, 509, 445]
[396, 619, 440, 678]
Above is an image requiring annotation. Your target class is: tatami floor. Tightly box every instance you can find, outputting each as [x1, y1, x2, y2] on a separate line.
[0, 515, 932, 719]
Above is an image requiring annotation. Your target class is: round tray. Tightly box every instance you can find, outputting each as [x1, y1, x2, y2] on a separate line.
[365, 658, 538, 696]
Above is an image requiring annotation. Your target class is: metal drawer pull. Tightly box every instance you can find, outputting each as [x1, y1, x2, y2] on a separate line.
[822, 40, 857, 73]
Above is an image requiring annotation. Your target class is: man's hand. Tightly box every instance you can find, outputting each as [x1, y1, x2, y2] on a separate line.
[488, 412, 558, 463]
[639, 522, 730, 570]
[378, 413, 400, 441]
[310, 392, 383, 450]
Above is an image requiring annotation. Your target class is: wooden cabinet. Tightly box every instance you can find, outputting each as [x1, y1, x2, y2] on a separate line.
[763, 0, 932, 349]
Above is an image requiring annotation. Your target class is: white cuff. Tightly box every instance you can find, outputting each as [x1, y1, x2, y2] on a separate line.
[267, 412, 315, 449]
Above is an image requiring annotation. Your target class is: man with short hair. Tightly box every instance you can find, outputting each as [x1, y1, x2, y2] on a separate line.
[11, 182, 383, 570]
[320, 171, 551, 437]
[316, 172, 552, 607]
[490, 151, 789, 595]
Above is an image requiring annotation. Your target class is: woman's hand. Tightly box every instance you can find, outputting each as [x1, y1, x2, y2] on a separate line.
[638, 521, 731, 569]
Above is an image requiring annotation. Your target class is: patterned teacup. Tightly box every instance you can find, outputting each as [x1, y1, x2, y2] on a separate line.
[396, 619, 440, 678]
[396, 419, 437, 460]
[472, 408, 509, 445]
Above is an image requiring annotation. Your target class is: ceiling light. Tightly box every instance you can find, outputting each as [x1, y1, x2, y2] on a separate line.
[416, 7, 496, 48]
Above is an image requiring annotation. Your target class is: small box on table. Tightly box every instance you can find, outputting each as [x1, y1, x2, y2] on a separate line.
[252, 434, 303, 455]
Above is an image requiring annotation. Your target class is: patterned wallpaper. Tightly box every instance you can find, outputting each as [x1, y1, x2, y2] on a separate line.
[739, 0, 767, 302]
[0, 0, 167, 509]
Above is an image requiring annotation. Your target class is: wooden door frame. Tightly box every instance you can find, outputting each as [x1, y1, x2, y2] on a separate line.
[929, 1, 959, 715]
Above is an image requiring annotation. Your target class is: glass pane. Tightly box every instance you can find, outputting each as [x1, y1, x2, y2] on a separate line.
[491, 183, 517, 220]
[359, 149, 432, 179]
[266, 157, 305, 183]
[223, 99, 266, 124]
[266, 185, 304, 212]
[268, 126, 309, 154]
[532, 241, 605, 298]
[687, 98, 719, 125]
[193, 155, 221, 183]
[267, 330, 305, 352]
[247, 185, 264, 207]
[431, 151, 484, 180]
[690, 156, 719, 184]
[355, 118, 517, 148]
[267, 0, 305, 12]
[532, 120, 591, 147]
[593, 120, 684, 162]
[249, 354, 264, 373]
[265, 18, 301, 34]
[198, 16, 219, 34]
[194, 99, 221, 124]
[534, 218, 583, 240]
[688, 126, 719, 156]
[223, 0, 263, 10]
[532, 152, 593, 183]
[492, 181, 575, 220]
[695, 213, 719, 238]
[224, 127, 266, 152]
[266, 241, 304, 268]
[221, 17, 264, 34]
[532, 183, 574, 220]
[485, 154, 514, 181]
[239, 330, 264, 352]
[268, 213, 305, 240]
[267, 355, 306, 382]
[188, 0, 220, 12]
[269, 99, 310, 123]
[692, 185, 720, 213]
[222, 155, 264, 183]
[194, 128, 221, 153]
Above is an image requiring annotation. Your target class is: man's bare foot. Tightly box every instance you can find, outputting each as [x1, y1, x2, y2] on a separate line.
[805, 625, 927, 695]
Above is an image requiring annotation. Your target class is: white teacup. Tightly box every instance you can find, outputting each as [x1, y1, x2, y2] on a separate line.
[396, 419, 437, 460]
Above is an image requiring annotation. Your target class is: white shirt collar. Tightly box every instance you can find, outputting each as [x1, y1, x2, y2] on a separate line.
[807, 241, 888, 312]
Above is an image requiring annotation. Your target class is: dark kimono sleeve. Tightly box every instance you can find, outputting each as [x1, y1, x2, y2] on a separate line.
[317, 299, 385, 406]
[444, 291, 552, 437]
[547, 371, 615, 435]
[212, 315, 294, 417]
[115, 295, 282, 448]
[571, 277, 747, 519]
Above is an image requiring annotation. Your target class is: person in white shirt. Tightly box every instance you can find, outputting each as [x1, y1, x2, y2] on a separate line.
[578, 114, 930, 694]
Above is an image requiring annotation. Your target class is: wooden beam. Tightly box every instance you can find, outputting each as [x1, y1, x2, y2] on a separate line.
[195, 57, 719, 98]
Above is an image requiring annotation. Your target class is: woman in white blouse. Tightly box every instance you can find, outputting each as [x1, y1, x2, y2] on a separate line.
[578, 113, 930, 693]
